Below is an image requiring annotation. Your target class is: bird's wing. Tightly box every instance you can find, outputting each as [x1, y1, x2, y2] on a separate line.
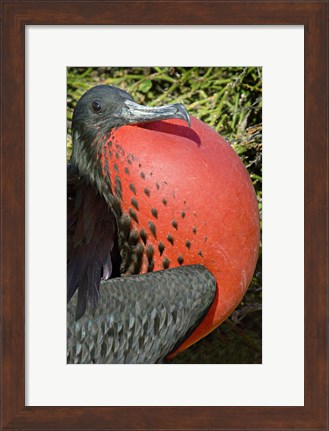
[67, 165, 121, 319]
[67, 264, 216, 364]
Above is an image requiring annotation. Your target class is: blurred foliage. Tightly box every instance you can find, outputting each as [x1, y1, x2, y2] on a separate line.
[67, 67, 262, 364]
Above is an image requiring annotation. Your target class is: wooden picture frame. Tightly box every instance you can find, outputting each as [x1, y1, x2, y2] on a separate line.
[1, 1, 328, 430]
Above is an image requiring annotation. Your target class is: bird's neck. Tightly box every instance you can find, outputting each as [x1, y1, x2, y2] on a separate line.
[72, 129, 113, 201]
[71, 128, 143, 277]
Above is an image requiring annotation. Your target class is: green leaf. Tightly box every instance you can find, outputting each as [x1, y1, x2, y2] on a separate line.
[139, 80, 152, 93]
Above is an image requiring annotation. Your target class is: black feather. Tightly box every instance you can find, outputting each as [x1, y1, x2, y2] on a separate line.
[67, 165, 120, 318]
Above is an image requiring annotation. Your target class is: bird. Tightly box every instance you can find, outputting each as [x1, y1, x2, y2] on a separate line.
[67, 85, 260, 364]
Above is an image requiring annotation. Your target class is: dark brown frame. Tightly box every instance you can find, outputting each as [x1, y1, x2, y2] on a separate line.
[1, 1, 328, 430]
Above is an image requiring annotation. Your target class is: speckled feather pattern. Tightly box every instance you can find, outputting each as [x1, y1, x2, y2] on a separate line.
[67, 265, 216, 364]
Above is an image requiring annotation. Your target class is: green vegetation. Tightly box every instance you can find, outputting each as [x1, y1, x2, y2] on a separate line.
[67, 67, 262, 363]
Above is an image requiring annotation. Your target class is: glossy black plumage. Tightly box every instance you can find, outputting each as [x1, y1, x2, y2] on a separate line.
[67, 265, 216, 364]
[67, 164, 121, 318]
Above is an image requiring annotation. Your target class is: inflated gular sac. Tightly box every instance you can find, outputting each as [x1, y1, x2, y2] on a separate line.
[101, 116, 260, 352]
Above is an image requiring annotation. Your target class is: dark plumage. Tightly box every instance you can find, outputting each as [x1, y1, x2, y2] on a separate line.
[67, 265, 216, 364]
[67, 164, 121, 319]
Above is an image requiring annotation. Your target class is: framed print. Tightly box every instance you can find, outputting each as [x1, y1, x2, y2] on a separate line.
[1, 1, 328, 430]
[65, 64, 263, 367]
[26, 27, 301, 406]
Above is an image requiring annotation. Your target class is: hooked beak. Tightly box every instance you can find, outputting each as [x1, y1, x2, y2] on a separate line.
[119, 99, 191, 128]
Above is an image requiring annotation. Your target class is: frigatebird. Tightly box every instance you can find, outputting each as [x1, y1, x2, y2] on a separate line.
[67, 85, 259, 364]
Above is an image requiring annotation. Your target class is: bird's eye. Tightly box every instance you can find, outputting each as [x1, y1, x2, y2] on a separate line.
[92, 101, 102, 112]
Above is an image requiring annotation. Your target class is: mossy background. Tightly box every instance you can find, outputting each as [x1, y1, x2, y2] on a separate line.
[67, 67, 262, 364]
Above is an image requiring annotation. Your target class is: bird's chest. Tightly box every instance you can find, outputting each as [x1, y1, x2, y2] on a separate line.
[98, 120, 222, 276]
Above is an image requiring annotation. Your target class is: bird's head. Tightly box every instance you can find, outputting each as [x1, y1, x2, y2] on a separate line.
[71, 85, 190, 178]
